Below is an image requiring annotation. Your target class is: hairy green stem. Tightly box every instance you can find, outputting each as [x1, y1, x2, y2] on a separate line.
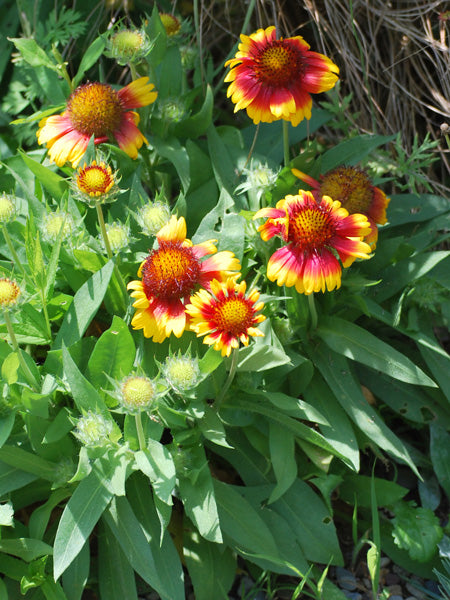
[215, 347, 239, 410]
[3, 310, 39, 391]
[2, 225, 25, 276]
[95, 202, 129, 309]
[135, 412, 146, 451]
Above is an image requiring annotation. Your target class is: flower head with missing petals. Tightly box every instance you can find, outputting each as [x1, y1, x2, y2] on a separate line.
[254, 190, 372, 295]
[225, 26, 338, 126]
[127, 216, 241, 342]
[186, 278, 265, 357]
[37, 77, 157, 167]
[292, 165, 390, 248]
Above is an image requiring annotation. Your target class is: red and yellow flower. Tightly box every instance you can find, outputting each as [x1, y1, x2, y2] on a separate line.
[254, 190, 372, 294]
[292, 166, 390, 247]
[225, 26, 339, 126]
[127, 216, 241, 342]
[37, 77, 157, 167]
[186, 278, 265, 357]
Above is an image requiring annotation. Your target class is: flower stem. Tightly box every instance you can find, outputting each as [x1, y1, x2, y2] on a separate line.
[2, 225, 25, 276]
[95, 202, 129, 309]
[282, 120, 290, 168]
[215, 347, 239, 410]
[135, 412, 146, 450]
[308, 293, 318, 330]
[3, 310, 39, 391]
[96, 202, 113, 260]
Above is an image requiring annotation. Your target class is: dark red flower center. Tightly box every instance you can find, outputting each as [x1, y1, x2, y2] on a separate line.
[254, 41, 304, 87]
[288, 202, 335, 251]
[141, 242, 201, 300]
[68, 83, 123, 137]
[212, 296, 254, 336]
[320, 166, 373, 215]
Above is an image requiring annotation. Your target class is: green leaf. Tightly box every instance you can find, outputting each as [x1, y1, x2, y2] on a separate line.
[338, 475, 408, 508]
[198, 406, 233, 448]
[0, 446, 56, 481]
[150, 136, 190, 193]
[310, 343, 419, 476]
[214, 480, 279, 560]
[317, 316, 436, 387]
[53, 461, 115, 580]
[430, 425, 450, 499]
[73, 37, 105, 87]
[103, 496, 165, 597]
[127, 475, 185, 600]
[0, 461, 37, 496]
[184, 528, 236, 600]
[392, 501, 442, 562]
[63, 345, 109, 415]
[8, 38, 57, 69]
[173, 85, 214, 139]
[41, 580, 70, 600]
[321, 134, 396, 172]
[29, 489, 72, 540]
[1, 352, 19, 384]
[177, 444, 222, 543]
[19, 151, 68, 200]
[374, 251, 450, 302]
[304, 374, 359, 472]
[207, 124, 239, 197]
[233, 394, 352, 467]
[53, 261, 114, 350]
[419, 345, 450, 402]
[268, 423, 297, 503]
[387, 193, 450, 226]
[237, 343, 292, 372]
[0, 538, 53, 562]
[85, 316, 135, 390]
[135, 442, 176, 505]
[61, 541, 89, 600]
[0, 414, 14, 450]
[97, 519, 138, 600]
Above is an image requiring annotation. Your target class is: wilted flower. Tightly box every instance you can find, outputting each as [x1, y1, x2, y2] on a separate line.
[37, 77, 157, 167]
[292, 165, 390, 247]
[127, 216, 240, 342]
[225, 26, 339, 125]
[186, 277, 265, 357]
[159, 13, 181, 37]
[254, 190, 372, 294]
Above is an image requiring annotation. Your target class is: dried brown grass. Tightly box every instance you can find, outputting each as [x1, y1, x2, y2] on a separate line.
[195, 0, 450, 192]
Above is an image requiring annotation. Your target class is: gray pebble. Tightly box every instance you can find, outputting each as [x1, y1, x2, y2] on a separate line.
[336, 567, 358, 591]
[343, 592, 362, 600]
